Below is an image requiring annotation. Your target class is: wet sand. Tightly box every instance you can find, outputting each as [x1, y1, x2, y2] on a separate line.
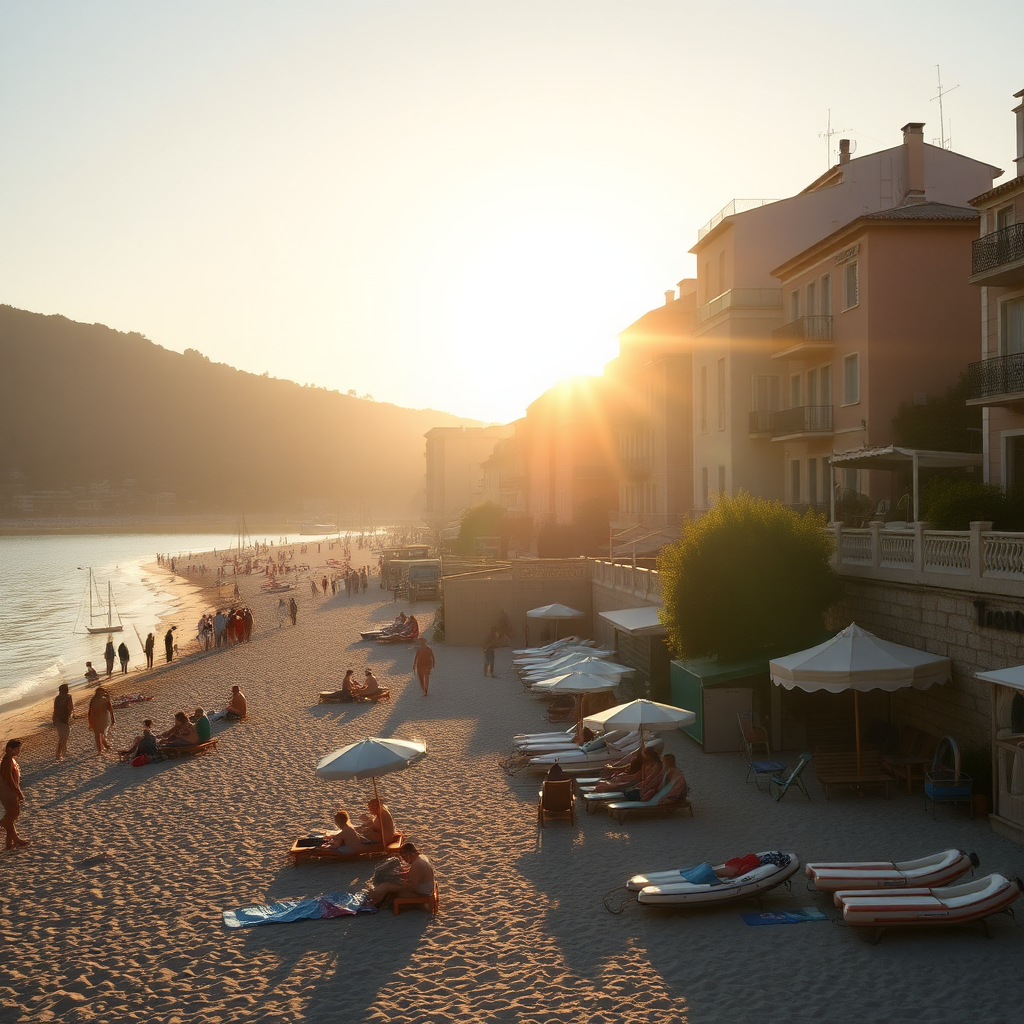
[3, 546, 1024, 1023]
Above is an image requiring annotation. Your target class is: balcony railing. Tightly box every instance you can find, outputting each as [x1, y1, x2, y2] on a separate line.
[621, 455, 653, 474]
[697, 198, 779, 240]
[771, 315, 833, 343]
[769, 405, 833, 436]
[966, 351, 1024, 401]
[972, 222, 1024, 277]
[693, 288, 783, 329]
[749, 410, 773, 434]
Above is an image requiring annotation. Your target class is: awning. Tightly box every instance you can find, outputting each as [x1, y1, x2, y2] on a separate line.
[599, 606, 667, 637]
[976, 665, 1024, 694]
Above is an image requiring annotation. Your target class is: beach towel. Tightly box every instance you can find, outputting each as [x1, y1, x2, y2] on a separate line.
[741, 907, 827, 927]
[222, 892, 376, 929]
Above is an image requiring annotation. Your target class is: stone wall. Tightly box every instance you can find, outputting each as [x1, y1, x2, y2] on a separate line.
[829, 578, 1024, 745]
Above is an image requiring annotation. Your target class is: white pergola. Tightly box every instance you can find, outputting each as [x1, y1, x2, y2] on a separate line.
[828, 445, 982, 524]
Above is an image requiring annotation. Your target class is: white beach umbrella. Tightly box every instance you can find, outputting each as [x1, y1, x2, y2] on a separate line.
[525, 603, 585, 644]
[315, 736, 427, 808]
[525, 657, 632, 683]
[530, 671, 620, 694]
[770, 623, 951, 773]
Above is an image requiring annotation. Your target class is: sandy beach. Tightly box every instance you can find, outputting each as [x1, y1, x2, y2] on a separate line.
[3, 545, 1024, 1024]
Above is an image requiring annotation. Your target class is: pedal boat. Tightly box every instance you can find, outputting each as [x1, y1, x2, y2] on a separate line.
[805, 849, 978, 893]
[628, 852, 800, 907]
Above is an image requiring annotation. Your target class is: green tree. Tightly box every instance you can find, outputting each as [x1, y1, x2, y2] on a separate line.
[891, 372, 981, 453]
[657, 493, 843, 661]
[457, 502, 505, 555]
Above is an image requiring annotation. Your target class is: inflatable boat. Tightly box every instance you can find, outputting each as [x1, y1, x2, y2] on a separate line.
[805, 849, 978, 893]
[837, 873, 1022, 929]
[628, 852, 800, 907]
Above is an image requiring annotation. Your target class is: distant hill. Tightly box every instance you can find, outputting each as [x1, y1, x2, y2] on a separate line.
[0, 305, 481, 518]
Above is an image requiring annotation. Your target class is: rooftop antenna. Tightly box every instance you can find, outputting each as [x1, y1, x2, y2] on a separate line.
[930, 65, 959, 149]
[819, 109, 851, 169]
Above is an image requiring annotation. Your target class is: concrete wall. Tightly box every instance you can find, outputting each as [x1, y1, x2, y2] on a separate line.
[828, 577, 1024, 745]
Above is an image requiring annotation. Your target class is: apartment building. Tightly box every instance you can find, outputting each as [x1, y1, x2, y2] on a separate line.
[480, 424, 526, 513]
[423, 424, 514, 524]
[768, 200, 982, 510]
[966, 89, 1024, 489]
[689, 124, 1001, 509]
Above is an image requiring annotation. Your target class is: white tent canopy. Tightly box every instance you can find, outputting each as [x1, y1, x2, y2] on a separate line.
[976, 664, 1024, 694]
[599, 607, 667, 637]
[527, 604, 585, 619]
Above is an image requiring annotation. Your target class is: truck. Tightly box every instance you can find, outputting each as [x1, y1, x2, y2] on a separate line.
[388, 558, 442, 603]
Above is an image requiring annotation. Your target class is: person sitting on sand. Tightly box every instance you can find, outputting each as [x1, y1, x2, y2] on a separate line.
[359, 797, 396, 846]
[84, 662, 100, 682]
[340, 669, 366, 701]
[122, 719, 159, 761]
[361, 669, 389, 700]
[365, 842, 434, 907]
[190, 708, 212, 743]
[224, 685, 247, 720]
[324, 808, 374, 853]
[159, 711, 200, 747]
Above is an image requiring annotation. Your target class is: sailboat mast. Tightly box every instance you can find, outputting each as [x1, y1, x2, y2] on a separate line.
[89, 568, 95, 624]
[107, 581, 114, 628]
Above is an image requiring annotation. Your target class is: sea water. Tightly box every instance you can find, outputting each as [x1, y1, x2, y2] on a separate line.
[0, 532, 241, 715]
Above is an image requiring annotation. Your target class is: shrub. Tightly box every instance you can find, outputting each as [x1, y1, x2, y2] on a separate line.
[919, 479, 1019, 530]
[657, 492, 843, 662]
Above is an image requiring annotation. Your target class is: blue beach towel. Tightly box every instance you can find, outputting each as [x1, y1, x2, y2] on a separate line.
[223, 892, 376, 929]
[741, 907, 827, 927]
[679, 862, 721, 886]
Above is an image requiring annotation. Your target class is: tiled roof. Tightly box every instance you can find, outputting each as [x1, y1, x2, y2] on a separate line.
[862, 201, 978, 221]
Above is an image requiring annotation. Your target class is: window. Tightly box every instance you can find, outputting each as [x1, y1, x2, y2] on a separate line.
[717, 358, 726, 429]
[843, 353, 860, 404]
[790, 289, 800, 321]
[819, 364, 832, 406]
[843, 262, 859, 309]
[752, 375, 780, 411]
[790, 460, 801, 503]
[807, 459, 818, 504]
[699, 366, 708, 432]
[844, 468, 858, 493]
[822, 457, 832, 502]
[1007, 434, 1024, 488]
[997, 205, 1016, 231]
[806, 281, 817, 316]
[806, 367, 818, 408]
[718, 464, 726, 496]
[790, 373, 802, 408]
[821, 273, 832, 315]
[701, 467, 709, 506]
[1002, 297, 1024, 356]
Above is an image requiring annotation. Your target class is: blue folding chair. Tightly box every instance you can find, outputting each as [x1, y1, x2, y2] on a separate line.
[768, 753, 813, 802]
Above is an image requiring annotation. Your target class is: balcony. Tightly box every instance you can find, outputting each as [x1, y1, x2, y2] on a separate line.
[769, 405, 833, 438]
[693, 288, 783, 330]
[697, 198, 779, 241]
[621, 454, 653, 475]
[749, 410, 773, 435]
[970, 223, 1024, 287]
[771, 315, 833, 359]
[966, 351, 1024, 406]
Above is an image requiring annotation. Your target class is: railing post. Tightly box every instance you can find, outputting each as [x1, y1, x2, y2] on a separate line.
[970, 521, 992, 582]
[912, 521, 929, 573]
[831, 522, 843, 567]
[869, 520, 882, 567]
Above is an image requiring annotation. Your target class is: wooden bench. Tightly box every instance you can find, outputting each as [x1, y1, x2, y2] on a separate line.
[880, 728, 940, 795]
[814, 750, 891, 799]
[393, 881, 439, 916]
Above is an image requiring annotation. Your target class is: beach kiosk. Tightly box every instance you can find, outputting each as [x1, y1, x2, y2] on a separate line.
[599, 606, 670, 702]
[975, 664, 1024, 844]
[670, 657, 766, 753]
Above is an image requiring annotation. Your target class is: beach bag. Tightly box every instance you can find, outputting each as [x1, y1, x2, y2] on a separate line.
[372, 857, 403, 885]
[131, 754, 150, 767]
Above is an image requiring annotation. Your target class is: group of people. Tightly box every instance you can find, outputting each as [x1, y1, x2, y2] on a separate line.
[197, 607, 254, 649]
[581, 747, 688, 804]
[275, 597, 299, 627]
[329, 669, 390, 702]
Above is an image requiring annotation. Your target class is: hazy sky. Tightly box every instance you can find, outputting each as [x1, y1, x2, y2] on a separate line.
[2, 2, 1021, 423]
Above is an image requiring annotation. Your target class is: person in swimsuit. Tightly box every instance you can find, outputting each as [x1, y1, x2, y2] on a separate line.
[84, 662, 99, 682]
[87, 687, 115, 754]
[53, 683, 74, 760]
[1, 739, 29, 848]
[361, 669, 389, 700]
[359, 798, 396, 846]
[159, 711, 200, 747]
[225, 685, 247, 720]
[121, 719, 159, 761]
[324, 809, 373, 853]
[365, 842, 434, 906]
[413, 638, 435, 696]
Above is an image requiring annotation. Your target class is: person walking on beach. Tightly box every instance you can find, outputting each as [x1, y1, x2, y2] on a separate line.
[276, 598, 288, 628]
[288, 597, 298, 626]
[144, 632, 155, 668]
[117, 641, 130, 674]
[87, 686, 115, 754]
[164, 627, 175, 663]
[1, 739, 29, 849]
[52, 683, 74, 760]
[413, 637, 435, 696]
[104, 637, 116, 678]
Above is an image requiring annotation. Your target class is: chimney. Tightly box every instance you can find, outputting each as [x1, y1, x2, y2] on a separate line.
[1014, 88, 1024, 179]
[664, 289, 676, 306]
[839, 139, 851, 164]
[901, 122, 926, 203]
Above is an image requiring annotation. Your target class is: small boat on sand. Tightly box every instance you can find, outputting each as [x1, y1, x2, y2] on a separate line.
[628, 852, 800, 906]
[805, 849, 978, 892]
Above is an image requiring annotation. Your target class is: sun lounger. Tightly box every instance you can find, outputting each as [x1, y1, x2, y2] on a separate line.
[158, 739, 218, 758]
[607, 780, 693, 823]
[806, 849, 979, 893]
[289, 832, 404, 865]
[526, 732, 660, 770]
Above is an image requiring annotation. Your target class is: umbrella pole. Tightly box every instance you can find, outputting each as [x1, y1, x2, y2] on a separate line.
[371, 776, 381, 812]
[854, 692, 862, 775]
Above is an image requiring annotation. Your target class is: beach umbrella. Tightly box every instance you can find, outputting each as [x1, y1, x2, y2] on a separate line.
[529, 671, 620, 694]
[526, 603, 585, 644]
[524, 657, 633, 683]
[770, 623, 951, 774]
[584, 699, 696, 789]
[315, 736, 426, 809]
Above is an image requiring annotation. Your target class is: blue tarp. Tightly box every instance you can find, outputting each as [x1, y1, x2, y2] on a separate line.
[223, 892, 376, 929]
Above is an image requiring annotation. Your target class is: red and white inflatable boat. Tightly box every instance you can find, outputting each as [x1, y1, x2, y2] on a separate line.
[805, 849, 978, 893]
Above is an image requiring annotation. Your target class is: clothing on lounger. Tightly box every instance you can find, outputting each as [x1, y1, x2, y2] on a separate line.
[759, 851, 791, 868]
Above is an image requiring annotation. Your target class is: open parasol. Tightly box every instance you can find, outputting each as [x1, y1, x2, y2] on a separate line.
[315, 736, 427, 809]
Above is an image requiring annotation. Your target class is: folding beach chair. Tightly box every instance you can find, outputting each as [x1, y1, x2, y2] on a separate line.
[537, 779, 576, 828]
[737, 710, 770, 758]
[768, 753, 813, 802]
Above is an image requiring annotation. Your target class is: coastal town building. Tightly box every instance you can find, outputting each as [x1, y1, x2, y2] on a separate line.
[966, 89, 1024, 489]
[423, 425, 513, 524]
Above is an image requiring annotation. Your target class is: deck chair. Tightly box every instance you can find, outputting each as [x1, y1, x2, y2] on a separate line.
[738, 710, 770, 758]
[537, 779, 576, 828]
[768, 753, 813, 802]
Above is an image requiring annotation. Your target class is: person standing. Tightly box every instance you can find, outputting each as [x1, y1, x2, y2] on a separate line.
[117, 640, 130, 674]
[482, 627, 499, 678]
[144, 632, 155, 668]
[289, 596, 298, 626]
[1, 739, 29, 849]
[52, 683, 74, 760]
[164, 627, 175, 663]
[104, 637, 116, 678]
[87, 686, 115, 754]
[413, 637, 435, 697]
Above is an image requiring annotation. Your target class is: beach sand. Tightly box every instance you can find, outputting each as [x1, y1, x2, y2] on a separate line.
[3, 546, 1024, 1024]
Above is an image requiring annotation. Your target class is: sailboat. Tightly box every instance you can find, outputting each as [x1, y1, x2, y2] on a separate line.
[80, 567, 123, 634]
